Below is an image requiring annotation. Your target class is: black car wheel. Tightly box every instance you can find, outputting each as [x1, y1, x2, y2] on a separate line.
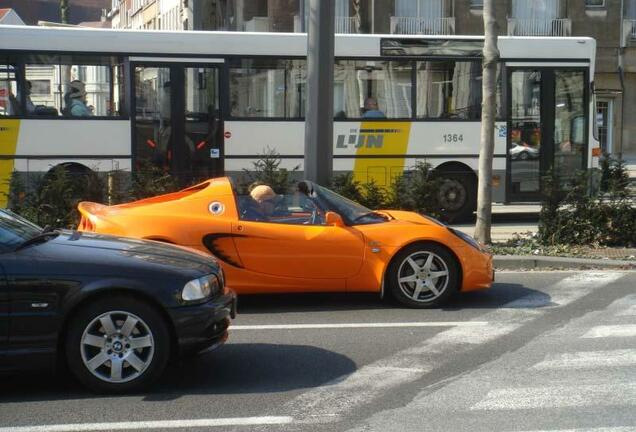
[66, 295, 170, 393]
[519, 151, 529, 160]
[387, 243, 460, 308]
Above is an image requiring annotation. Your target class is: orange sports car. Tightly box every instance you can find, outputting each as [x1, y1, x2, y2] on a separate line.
[78, 177, 493, 308]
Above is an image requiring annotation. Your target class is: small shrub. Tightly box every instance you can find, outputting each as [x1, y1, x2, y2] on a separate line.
[5, 166, 105, 228]
[538, 155, 635, 247]
[238, 148, 299, 194]
[359, 179, 387, 209]
[389, 162, 443, 218]
[331, 172, 364, 203]
[129, 159, 180, 200]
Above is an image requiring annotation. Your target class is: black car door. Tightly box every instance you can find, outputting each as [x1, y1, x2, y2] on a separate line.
[3, 244, 79, 370]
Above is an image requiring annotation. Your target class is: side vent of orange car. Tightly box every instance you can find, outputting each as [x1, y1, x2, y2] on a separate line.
[202, 233, 244, 268]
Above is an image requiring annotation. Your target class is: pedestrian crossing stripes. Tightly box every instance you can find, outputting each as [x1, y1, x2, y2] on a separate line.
[472, 383, 636, 410]
[532, 349, 636, 370]
[285, 272, 625, 423]
[582, 324, 636, 339]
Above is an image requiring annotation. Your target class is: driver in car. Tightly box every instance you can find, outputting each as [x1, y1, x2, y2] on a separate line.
[241, 184, 279, 221]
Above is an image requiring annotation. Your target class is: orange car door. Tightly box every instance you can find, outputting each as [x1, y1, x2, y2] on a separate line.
[231, 221, 365, 279]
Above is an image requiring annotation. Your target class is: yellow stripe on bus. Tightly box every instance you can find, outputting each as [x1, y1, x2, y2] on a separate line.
[352, 121, 411, 187]
[0, 119, 20, 208]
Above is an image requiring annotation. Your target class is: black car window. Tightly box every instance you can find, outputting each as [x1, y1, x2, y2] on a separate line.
[0, 210, 42, 250]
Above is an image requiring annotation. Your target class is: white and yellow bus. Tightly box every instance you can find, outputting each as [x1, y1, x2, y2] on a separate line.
[0, 25, 598, 219]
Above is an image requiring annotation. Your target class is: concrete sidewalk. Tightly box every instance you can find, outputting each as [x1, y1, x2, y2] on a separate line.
[450, 217, 635, 270]
[452, 222, 538, 243]
[494, 255, 635, 270]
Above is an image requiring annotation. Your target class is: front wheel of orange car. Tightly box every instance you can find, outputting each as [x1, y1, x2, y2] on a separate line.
[387, 243, 460, 308]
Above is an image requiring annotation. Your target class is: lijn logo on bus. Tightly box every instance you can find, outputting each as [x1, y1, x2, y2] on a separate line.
[336, 128, 401, 149]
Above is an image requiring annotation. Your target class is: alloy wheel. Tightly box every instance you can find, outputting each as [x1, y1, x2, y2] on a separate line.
[397, 251, 450, 303]
[80, 311, 155, 384]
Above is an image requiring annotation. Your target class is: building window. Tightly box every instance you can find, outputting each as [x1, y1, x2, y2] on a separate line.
[512, 0, 559, 20]
[395, 0, 445, 18]
[229, 58, 306, 118]
[470, 0, 483, 9]
[585, 0, 605, 7]
[596, 100, 613, 154]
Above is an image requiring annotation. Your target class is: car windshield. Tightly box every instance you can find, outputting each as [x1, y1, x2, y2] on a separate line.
[0, 209, 43, 249]
[310, 183, 389, 226]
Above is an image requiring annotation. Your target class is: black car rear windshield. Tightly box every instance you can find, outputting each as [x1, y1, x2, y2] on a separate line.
[0, 210, 42, 250]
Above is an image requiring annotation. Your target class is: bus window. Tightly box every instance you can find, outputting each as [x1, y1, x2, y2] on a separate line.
[59, 55, 123, 117]
[554, 70, 586, 181]
[334, 60, 412, 119]
[416, 61, 504, 120]
[229, 58, 306, 119]
[416, 60, 482, 120]
[20, 54, 124, 118]
[23, 55, 61, 116]
[0, 60, 19, 116]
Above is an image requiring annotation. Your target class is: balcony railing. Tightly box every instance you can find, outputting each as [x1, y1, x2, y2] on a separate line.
[390, 16, 455, 35]
[507, 18, 571, 36]
[293, 15, 359, 33]
[335, 16, 358, 33]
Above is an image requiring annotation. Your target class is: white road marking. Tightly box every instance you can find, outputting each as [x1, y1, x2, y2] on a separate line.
[618, 304, 636, 316]
[472, 382, 636, 410]
[583, 324, 636, 339]
[231, 322, 489, 330]
[617, 296, 636, 316]
[503, 428, 636, 432]
[532, 349, 636, 369]
[285, 272, 625, 423]
[0, 417, 294, 432]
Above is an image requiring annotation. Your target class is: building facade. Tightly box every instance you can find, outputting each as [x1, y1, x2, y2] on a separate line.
[106, 0, 636, 164]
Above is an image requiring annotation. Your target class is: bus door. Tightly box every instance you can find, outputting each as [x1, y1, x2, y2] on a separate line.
[507, 68, 587, 201]
[132, 61, 223, 185]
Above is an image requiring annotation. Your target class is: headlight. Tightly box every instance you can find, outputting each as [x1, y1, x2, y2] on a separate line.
[448, 227, 481, 251]
[217, 267, 225, 289]
[182, 274, 220, 302]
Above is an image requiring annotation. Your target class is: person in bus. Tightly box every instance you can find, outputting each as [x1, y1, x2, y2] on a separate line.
[362, 97, 385, 119]
[66, 80, 92, 117]
[15, 81, 36, 115]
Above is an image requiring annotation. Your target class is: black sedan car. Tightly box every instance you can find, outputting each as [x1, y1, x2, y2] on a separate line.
[0, 210, 236, 393]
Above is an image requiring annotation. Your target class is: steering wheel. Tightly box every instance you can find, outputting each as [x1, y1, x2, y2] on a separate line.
[309, 207, 319, 225]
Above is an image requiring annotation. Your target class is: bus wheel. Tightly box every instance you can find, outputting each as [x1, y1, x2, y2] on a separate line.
[437, 172, 476, 223]
[44, 163, 104, 203]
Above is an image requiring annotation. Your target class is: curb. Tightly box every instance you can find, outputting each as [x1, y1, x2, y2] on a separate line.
[494, 255, 636, 270]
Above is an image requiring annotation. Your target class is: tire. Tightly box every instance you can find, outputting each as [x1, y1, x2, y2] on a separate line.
[387, 243, 460, 308]
[437, 171, 477, 223]
[65, 295, 171, 393]
[519, 151, 529, 161]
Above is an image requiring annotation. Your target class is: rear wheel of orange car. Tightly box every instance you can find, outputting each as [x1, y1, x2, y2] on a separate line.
[388, 243, 460, 308]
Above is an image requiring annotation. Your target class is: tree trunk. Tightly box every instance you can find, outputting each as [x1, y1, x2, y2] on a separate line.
[474, 0, 500, 244]
[60, 0, 69, 24]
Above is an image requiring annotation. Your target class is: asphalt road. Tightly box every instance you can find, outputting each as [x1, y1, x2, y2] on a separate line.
[1, 271, 635, 432]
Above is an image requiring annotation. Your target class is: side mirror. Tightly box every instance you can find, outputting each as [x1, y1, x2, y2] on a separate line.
[325, 211, 345, 227]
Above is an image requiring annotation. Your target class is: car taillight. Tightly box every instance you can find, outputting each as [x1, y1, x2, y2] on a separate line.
[79, 217, 95, 232]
